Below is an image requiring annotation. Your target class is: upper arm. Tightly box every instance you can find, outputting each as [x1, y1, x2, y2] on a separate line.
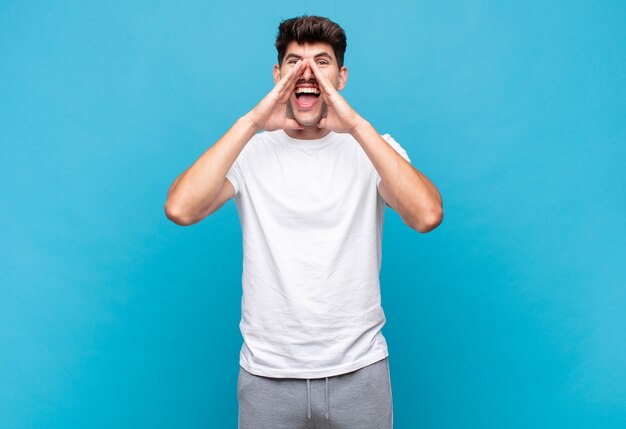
[376, 134, 411, 210]
[377, 179, 395, 210]
[200, 178, 236, 218]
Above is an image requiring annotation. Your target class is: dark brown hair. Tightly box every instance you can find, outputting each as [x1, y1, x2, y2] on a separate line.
[275, 15, 347, 68]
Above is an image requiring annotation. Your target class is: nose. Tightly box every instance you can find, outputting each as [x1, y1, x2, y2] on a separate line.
[301, 59, 313, 80]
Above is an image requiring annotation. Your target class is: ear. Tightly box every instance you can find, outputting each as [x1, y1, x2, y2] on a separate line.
[273, 64, 281, 84]
[338, 66, 348, 90]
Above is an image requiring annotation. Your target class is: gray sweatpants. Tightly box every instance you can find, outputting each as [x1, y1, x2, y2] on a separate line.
[237, 357, 393, 429]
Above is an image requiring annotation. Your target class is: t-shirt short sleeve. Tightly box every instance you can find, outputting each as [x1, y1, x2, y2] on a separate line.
[376, 134, 412, 187]
[225, 154, 244, 197]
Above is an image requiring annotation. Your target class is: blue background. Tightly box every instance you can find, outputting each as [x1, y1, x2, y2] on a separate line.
[1, 0, 624, 427]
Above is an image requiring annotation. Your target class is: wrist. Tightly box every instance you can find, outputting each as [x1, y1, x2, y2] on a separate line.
[349, 116, 370, 137]
[241, 111, 262, 133]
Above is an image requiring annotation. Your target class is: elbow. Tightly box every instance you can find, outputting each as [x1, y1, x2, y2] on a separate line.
[408, 206, 444, 233]
[164, 201, 197, 226]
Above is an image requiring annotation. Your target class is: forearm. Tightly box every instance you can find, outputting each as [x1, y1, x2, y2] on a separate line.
[165, 114, 257, 222]
[351, 119, 443, 230]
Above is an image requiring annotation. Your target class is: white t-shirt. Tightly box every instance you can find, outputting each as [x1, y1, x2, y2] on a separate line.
[225, 129, 411, 378]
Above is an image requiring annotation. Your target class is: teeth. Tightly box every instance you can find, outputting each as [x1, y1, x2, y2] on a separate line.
[295, 87, 320, 94]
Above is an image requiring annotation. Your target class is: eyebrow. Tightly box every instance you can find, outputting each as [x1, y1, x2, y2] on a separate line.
[284, 52, 334, 62]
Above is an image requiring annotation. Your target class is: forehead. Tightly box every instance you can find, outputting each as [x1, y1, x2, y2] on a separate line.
[283, 41, 336, 60]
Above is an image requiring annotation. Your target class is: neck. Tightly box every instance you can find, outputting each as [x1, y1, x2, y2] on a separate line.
[283, 127, 331, 140]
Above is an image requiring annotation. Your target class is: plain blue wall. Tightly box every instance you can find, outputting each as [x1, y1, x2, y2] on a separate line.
[1, 1, 624, 427]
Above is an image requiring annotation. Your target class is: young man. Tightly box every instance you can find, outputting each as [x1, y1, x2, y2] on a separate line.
[165, 15, 443, 429]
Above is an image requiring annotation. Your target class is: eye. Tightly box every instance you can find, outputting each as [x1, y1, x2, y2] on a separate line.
[317, 59, 329, 65]
[287, 59, 299, 65]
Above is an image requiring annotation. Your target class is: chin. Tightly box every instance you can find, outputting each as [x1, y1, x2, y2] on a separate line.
[295, 114, 323, 128]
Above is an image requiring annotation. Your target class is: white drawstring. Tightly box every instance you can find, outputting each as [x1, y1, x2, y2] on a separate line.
[307, 379, 312, 419]
[325, 377, 329, 420]
[307, 377, 330, 422]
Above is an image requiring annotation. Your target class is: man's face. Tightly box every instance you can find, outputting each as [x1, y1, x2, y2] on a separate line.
[274, 41, 348, 128]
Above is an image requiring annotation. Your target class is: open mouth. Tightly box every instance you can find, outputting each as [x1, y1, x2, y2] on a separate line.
[293, 85, 320, 109]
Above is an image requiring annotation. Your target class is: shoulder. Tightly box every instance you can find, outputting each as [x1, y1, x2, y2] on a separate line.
[248, 130, 288, 148]
[380, 133, 397, 144]
[379, 133, 411, 162]
[239, 130, 283, 158]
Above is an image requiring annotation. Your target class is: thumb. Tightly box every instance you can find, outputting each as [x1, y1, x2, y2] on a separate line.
[317, 116, 329, 130]
[284, 118, 305, 130]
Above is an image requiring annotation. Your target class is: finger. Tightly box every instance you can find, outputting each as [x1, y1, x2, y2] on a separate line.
[275, 60, 303, 96]
[308, 59, 337, 97]
[273, 61, 305, 104]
